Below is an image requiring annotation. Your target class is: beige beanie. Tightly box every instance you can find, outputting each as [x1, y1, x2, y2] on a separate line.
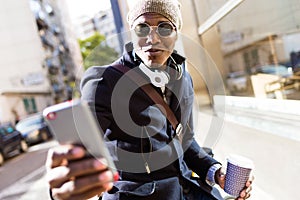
[127, 0, 183, 30]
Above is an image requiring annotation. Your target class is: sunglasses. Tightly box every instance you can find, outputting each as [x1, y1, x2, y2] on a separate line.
[134, 22, 176, 38]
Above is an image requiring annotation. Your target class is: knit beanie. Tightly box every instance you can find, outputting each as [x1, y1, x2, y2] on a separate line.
[127, 0, 183, 30]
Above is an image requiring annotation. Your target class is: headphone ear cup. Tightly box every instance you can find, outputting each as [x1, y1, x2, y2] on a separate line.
[149, 70, 170, 87]
[139, 63, 170, 87]
[167, 63, 183, 80]
[174, 64, 183, 80]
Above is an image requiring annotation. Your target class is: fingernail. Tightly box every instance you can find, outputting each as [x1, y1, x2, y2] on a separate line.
[113, 172, 119, 181]
[241, 191, 246, 197]
[99, 173, 107, 181]
[246, 187, 251, 193]
[71, 147, 84, 156]
[99, 171, 112, 182]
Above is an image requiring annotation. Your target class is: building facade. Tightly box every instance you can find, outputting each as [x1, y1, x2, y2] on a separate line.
[73, 8, 122, 55]
[0, 0, 82, 124]
[218, 0, 300, 73]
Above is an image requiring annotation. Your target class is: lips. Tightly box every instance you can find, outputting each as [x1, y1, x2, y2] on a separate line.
[145, 48, 163, 56]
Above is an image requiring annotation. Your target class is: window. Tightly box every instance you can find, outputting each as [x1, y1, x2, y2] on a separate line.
[23, 97, 37, 114]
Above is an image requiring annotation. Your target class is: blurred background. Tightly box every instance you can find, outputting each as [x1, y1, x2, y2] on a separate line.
[0, 0, 299, 199]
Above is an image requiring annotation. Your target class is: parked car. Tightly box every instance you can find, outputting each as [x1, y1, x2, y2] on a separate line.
[0, 123, 28, 166]
[16, 113, 52, 145]
[226, 71, 249, 92]
[251, 64, 293, 77]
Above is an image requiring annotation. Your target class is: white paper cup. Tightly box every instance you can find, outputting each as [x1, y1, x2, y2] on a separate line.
[224, 154, 254, 198]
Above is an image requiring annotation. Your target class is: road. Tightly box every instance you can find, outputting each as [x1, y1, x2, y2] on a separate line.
[0, 140, 58, 200]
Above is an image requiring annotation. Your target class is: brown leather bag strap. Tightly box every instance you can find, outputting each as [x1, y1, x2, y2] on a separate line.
[111, 64, 183, 143]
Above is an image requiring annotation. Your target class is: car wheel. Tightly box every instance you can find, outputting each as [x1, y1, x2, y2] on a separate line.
[41, 131, 48, 142]
[20, 140, 28, 153]
[0, 152, 4, 166]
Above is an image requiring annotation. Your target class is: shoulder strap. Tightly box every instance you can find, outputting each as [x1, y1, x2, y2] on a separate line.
[111, 64, 183, 143]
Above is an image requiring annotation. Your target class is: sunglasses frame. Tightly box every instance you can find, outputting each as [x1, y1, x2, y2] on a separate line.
[134, 22, 177, 38]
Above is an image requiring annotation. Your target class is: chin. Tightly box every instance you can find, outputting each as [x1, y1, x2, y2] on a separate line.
[144, 60, 165, 69]
[147, 57, 168, 68]
[137, 52, 167, 68]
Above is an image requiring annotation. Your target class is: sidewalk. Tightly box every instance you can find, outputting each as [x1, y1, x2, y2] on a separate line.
[194, 103, 300, 200]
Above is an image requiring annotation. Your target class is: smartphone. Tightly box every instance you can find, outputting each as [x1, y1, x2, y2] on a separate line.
[43, 99, 117, 176]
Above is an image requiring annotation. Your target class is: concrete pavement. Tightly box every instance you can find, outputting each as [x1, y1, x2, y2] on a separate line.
[194, 96, 300, 200]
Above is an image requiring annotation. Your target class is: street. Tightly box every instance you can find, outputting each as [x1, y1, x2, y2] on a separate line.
[0, 108, 299, 200]
[0, 140, 58, 200]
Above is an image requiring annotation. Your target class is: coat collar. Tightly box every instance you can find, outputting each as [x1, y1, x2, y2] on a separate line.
[116, 42, 187, 113]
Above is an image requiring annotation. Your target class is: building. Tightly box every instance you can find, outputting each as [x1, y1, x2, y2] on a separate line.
[118, 0, 299, 100]
[217, 0, 300, 73]
[0, 0, 82, 124]
[73, 8, 122, 55]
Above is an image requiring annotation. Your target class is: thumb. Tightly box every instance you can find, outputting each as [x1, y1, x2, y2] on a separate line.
[216, 168, 226, 189]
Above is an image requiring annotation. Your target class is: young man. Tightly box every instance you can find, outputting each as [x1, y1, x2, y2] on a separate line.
[46, 0, 253, 199]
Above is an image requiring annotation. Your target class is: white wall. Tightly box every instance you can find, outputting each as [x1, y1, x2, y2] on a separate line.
[0, 0, 49, 92]
[0, 0, 53, 123]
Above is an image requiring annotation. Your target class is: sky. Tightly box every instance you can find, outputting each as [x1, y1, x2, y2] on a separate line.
[65, 0, 112, 20]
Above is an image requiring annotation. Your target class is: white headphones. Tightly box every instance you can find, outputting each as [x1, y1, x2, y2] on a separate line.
[139, 63, 170, 87]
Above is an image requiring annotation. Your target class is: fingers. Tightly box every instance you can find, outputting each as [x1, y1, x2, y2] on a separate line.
[215, 167, 226, 188]
[237, 176, 254, 200]
[46, 145, 86, 169]
[238, 186, 252, 199]
[47, 166, 72, 188]
[47, 157, 110, 188]
[68, 158, 109, 177]
[246, 175, 254, 187]
[46, 145, 115, 200]
[236, 193, 250, 200]
[52, 179, 113, 200]
[51, 171, 114, 200]
[70, 183, 113, 200]
[73, 170, 114, 194]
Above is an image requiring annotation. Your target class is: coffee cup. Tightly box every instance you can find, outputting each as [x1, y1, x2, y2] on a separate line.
[224, 154, 254, 198]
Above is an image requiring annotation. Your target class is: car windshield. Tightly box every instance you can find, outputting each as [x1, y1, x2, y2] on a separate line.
[0, 125, 15, 135]
[16, 115, 43, 129]
[6, 126, 14, 133]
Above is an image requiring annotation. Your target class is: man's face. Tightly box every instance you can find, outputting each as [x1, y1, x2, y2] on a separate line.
[131, 13, 177, 69]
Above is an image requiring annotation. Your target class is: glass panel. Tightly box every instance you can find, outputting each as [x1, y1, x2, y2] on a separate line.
[6, 126, 14, 134]
[205, 0, 300, 98]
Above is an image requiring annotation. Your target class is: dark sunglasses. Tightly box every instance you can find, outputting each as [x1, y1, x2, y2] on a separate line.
[134, 22, 176, 38]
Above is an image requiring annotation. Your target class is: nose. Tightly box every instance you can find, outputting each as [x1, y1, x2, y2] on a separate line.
[146, 28, 161, 44]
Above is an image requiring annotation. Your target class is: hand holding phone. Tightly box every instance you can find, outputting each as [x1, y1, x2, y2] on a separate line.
[43, 99, 117, 177]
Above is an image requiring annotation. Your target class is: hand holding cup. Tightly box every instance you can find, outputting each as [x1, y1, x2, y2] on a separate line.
[224, 154, 254, 199]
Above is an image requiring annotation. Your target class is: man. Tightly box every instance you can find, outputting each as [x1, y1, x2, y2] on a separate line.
[46, 0, 253, 199]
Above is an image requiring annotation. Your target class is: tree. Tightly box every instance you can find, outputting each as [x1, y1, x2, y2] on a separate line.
[78, 32, 119, 70]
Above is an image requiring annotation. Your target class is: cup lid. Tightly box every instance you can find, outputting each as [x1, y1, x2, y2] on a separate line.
[227, 154, 254, 169]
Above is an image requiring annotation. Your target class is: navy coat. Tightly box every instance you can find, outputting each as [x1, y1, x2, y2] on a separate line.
[80, 43, 222, 200]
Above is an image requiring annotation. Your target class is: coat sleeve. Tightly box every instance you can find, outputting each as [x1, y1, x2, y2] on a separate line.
[181, 73, 221, 182]
[80, 66, 113, 132]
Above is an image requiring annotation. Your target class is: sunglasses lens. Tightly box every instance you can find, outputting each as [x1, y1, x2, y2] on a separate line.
[134, 23, 175, 38]
[134, 23, 150, 37]
[158, 23, 174, 37]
